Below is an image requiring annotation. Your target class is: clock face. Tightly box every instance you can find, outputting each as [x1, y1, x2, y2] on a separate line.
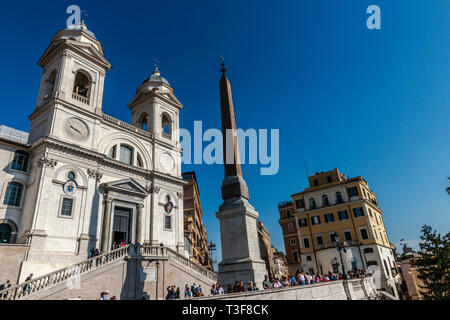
[159, 153, 175, 172]
[64, 118, 89, 142]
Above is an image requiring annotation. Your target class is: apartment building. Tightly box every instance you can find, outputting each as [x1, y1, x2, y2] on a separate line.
[280, 168, 400, 297]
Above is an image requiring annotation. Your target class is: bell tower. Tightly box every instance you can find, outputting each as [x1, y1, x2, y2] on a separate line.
[128, 65, 183, 148]
[29, 21, 111, 144]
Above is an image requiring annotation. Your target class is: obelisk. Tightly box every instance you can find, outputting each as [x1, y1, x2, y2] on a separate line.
[216, 58, 267, 289]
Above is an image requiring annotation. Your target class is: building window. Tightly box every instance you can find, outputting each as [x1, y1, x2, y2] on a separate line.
[165, 215, 172, 230]
[313, 179, 318, 186]
[311, 215, 321, 226]
[3, 182, 23, 207]
[375, 214, 379, 224]
[368, 209, 373, 218]
[303, 237, 310, 248]
[286, 210, 292, 218]
[306, 255, 312, 261]
[108, 146, 117, 159]
[316, 235, 324, 246]
[338, 210, 349, 220]
[290, 239, 296, 246]
[353, 207, 364, 218]
[309, 198, 317, 209]
[327, 175, 332, 183]
[137, 154, 144, 168]
[288, 223, 294, 233]
[364, 248, 374, 254]
[68, 171, 76, 181]
[344, 231, 352, 241]
[322, 195, 329, 207]
[161, 113, 172, 138]
[335, 191, 343, 204]
[73, 71, 90, 98]
[330, 233, 337, 243]
[11, 150, 30, 172]
[324, 213, 334, 223]
[60, 197, 74, 217]
[295, 199, 304, 209]
[298, 218, 308, 228]
[367, 260, 378, 266]
[44, 69, 57, 99]
[139, 113, 149, 131]
[360, 228, 369, 240]
[0, 223, 12, 243]
[119, 145, 133, 165]
[348, 187, 358, 197]
[293, 252, 299, 262]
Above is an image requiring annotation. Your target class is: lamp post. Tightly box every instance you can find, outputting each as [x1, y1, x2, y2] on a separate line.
[333, 233, 347, 279]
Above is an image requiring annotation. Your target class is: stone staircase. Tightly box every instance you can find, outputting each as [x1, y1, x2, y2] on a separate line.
[0, 245, 217, 300]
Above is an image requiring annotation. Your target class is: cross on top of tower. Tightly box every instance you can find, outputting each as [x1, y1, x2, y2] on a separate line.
[154, 58, 160, 72]
[81, 9, 88, 24]
[220, 55, 226, 74]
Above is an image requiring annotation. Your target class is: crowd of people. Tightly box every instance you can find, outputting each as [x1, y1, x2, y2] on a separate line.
[165, 269, 370, 299]
[165, 283, 206, 299]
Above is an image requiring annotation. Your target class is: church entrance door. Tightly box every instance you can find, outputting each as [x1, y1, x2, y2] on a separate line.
[113, 207, 132, 246]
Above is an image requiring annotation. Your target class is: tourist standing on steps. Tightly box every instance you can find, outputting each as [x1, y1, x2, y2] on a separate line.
[166, 286, 177, 300]
[210, 284, 216, 295]
[23, 274, 33, 295]
[263, 275, 272, 289]
[213, 282, 224, 295]
[227, 284, 234, 294]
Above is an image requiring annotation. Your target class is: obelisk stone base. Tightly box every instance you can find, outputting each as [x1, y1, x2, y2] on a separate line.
[216, 193, 268, 289]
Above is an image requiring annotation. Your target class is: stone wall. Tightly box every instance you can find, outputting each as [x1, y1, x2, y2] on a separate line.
[22, 255, 216, 300]
[195, 278, 378, 300]
[0, 244, 29, 284]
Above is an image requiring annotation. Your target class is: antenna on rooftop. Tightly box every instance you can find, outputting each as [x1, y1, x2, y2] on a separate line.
[304, 161, 310, 178]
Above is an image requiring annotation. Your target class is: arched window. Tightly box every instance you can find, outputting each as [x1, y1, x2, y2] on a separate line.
[108, 145, 117, 159]
[336, 191, 343, 204]
[119, 145, 133, 165]
[73, 71, 90, 98]
[0, 224, 12, 243]
[322, 195, 329, 207]
[136, 154, 143, 168]
[309, 197, 316, 210]
[44, 69, 57, 100]
[11, 150, 29, 172]
[161, 113, 171, 138]
[139, 113, 149, 131]
[3, 182, 24, 207]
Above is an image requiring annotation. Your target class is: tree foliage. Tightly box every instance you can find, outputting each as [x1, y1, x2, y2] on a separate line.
[416, 225, 450, 300]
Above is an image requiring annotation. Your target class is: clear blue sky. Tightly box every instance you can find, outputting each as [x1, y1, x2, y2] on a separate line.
[1, 0, 449, 264]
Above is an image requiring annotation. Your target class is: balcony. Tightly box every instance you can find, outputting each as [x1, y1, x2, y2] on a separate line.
[72, 92, 90, 105]
[315, 240, 359, 250]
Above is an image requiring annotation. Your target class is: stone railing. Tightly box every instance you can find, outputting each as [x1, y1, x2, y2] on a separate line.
[72, 92, 90, 105]
[101, 114, 154, 140]
[139, 245, 217, 281]
[195, 277, 378, 300]
[0, 246, 130, 300]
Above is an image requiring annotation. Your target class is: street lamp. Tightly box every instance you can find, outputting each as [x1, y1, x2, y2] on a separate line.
[332, 233, 347, 279]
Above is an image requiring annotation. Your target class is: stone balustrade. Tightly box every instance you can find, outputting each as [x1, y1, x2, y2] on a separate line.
[72, 92, 90, 105]
[139, 245, 217, 282]
[101, 114, 154, 139]
[0, 245, 130, 300]
[0, 245, 216, 300]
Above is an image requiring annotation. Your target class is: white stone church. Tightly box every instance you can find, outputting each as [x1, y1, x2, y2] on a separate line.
[0, 21, 187, 283]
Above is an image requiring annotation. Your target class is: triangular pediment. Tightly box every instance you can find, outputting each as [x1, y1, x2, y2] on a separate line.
[38, 41, 111, 70]
[101, 178, 149, 197]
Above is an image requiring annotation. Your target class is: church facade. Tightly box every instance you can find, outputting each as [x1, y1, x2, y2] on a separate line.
[0, 22, 186, 283]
